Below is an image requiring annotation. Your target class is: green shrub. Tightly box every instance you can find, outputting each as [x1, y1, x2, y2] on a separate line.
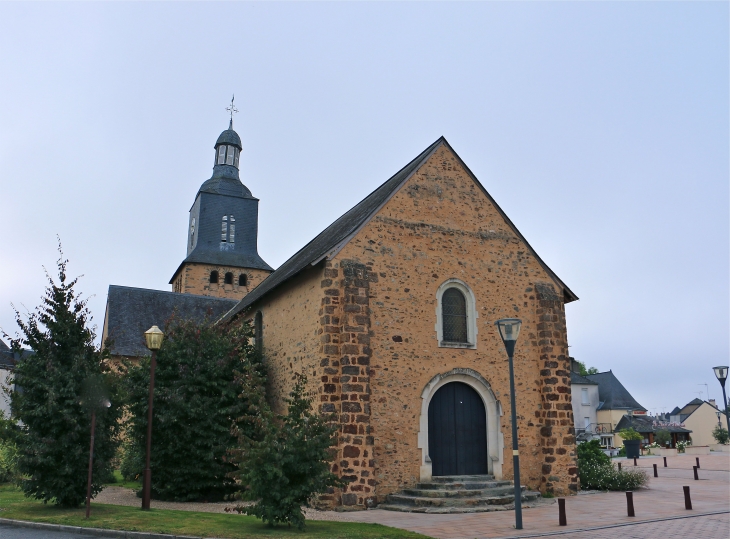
[712, 425, 729, 445]
[578, 440, 648, 491]
[119, 439, 145, 484]
[655, 430, 671, 447]
[617, 446, 626, 457]
[123, 316, 265, 502]
[617, 428, 643, 441]
[6, 248, 123, 507]
[229, 373, 345, 530]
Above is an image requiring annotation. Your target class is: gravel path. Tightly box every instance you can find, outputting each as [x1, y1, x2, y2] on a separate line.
[94, 486, 357, 522]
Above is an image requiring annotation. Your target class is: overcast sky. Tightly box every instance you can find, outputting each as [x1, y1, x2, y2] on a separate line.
[0, 2, 727, 414]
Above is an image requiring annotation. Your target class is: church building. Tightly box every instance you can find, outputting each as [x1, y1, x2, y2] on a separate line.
[103, 118, 580, 509]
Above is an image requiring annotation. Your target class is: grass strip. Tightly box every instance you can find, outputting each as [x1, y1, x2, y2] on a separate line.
[0, 485, 427, 539]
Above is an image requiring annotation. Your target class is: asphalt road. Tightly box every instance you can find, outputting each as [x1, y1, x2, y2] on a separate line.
[0, 526, 97, 538]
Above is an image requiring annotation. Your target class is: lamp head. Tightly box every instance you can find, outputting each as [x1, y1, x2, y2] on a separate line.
[495, 318, 522, 357]
[144, 325, 164, 351]
[713, 366, 729, 386]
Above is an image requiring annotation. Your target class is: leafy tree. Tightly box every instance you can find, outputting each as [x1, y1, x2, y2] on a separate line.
[617, 428, 643, 441]
[655, 429, 671, 447]
[0, 411, 21, 483]
[230, 373, 345, 530]
[5, 247, 122, 506]
[123, 316, 265, 502]
[712, 425, 729, 445]
[575, 361, 599, 376]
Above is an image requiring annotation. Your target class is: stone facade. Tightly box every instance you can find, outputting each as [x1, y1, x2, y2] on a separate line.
[171, 262, 270, 300]
[239, 142, 578, 507]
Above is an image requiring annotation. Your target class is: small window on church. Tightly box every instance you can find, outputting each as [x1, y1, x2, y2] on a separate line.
[221, 216, 228, 242]
[442, 288, 467, 343]
[234, 148, 240, 168]
[217, 146, 226, 165]
[436, 279, 477, 348]
[210, 270, 219, 284]
[226, 145, 235, 166]
[229, 216, 235, 243]
[239, 274, 247, 286]
[224, 272, 233, 285]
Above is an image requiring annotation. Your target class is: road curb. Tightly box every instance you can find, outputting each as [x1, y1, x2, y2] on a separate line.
[0, 518, 208, 539]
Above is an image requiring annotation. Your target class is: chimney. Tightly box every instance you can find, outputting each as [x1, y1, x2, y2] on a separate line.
[709, 399, 716, 407]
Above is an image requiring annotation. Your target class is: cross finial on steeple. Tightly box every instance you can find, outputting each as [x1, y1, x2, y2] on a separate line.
[226, 95, 238, 129]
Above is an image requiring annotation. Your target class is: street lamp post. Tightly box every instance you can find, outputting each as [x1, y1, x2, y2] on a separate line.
[713, 366, 729, 433]
[142, 325, 164, 511]
[495, 318, 523, 530]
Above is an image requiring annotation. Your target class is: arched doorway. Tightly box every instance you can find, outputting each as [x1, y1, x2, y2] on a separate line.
[428, 381, 488, 476]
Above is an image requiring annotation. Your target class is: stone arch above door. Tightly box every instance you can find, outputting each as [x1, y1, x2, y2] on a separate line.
[417, 368, 504, 481]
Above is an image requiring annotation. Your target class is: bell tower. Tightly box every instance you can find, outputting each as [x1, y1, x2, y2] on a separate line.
[170, 109, 273, 299]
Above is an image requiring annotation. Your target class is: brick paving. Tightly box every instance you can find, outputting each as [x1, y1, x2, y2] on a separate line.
[341, 454, 730, 539]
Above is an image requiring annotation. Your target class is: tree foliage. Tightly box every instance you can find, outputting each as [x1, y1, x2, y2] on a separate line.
[575, 361, 598, 376]
[6, 247, 122, 506]
[123, 316, 265, 502]
[655, 429, 671, 447]
[229, 373, 345, 530]
[712, 425, 729, 445]
[617, 427, 643, 441]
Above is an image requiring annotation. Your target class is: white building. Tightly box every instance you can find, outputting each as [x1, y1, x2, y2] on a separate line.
[570, 359, 602, 443]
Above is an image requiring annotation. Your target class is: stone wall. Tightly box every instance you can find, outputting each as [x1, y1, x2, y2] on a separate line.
[171, 263, 270, 300]
[331, 143, 578, 500]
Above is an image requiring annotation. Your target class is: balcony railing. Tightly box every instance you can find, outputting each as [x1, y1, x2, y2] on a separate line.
[575, 423, 613, 435]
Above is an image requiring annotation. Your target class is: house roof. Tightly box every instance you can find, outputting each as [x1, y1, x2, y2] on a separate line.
[616, 414, 692, 434]
[585, 371, 646, 411]
[570, 371, 598, 385]
[669, 406, 681, 416]
[221, 136, 578, 322]
[678, 399, 719, 421]
[103, 285, 238, 357]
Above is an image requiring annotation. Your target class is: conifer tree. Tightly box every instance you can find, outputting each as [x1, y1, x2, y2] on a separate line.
[123, 316, 265, 502]
[7, 245, 122, 506]
[230, 373, 345, 530]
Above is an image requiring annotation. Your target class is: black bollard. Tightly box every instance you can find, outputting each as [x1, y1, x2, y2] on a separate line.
[693, 466, 699, 480]
[558, 498, 567, 526]
[633, 457, 637, 466]
[618, 462, 622, 471]
[663, 456, 667, 467]
[696, 457, 700, 469]
[626, 491, 635, 517]
[683, 486, 692, 510]
[653, 463, 658, 477]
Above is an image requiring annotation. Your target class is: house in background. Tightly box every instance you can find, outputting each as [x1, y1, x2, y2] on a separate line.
[615, 414, 691, 448]
[0, 340, 13, 416]
[670, 398, 723, 446]
[569, 359, 602, 443]
[585, 370, 647, 448]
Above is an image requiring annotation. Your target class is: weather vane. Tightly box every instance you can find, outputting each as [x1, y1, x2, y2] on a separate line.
[226, 95, 238, 128]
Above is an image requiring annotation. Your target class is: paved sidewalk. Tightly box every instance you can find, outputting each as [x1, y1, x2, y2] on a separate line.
[343, 454, 730, 539]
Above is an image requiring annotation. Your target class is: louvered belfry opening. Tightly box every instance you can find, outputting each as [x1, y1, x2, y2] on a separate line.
[442, 288, 468, 343]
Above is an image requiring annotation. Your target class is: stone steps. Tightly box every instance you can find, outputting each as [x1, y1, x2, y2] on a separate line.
[380, 474, 542, 514]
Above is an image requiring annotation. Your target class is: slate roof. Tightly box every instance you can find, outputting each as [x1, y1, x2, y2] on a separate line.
[586, 371, 646, 411]
[571, 371, 598, 385]
[0, 339, 34, 370]
[103, 286, 238, 357]
[216, 126, 242, 148]
[221, 136, 578, 322]
[615, 415, 691, 434]
[670, 406, 681, 416]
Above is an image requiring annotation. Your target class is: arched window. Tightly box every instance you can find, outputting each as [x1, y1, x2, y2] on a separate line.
[221, 216, 228, 242]
[224, 272, 233, 285]
[442, 289, 467, 343]
[254, 311, 263, 355]
[435, 279, 477, 348]
[209, 270, 219, 284]
[239, 274, 248, 286]
[221, 215, 235, 243]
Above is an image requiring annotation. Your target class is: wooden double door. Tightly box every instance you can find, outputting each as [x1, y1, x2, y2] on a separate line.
[428, 382, 488, 476]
